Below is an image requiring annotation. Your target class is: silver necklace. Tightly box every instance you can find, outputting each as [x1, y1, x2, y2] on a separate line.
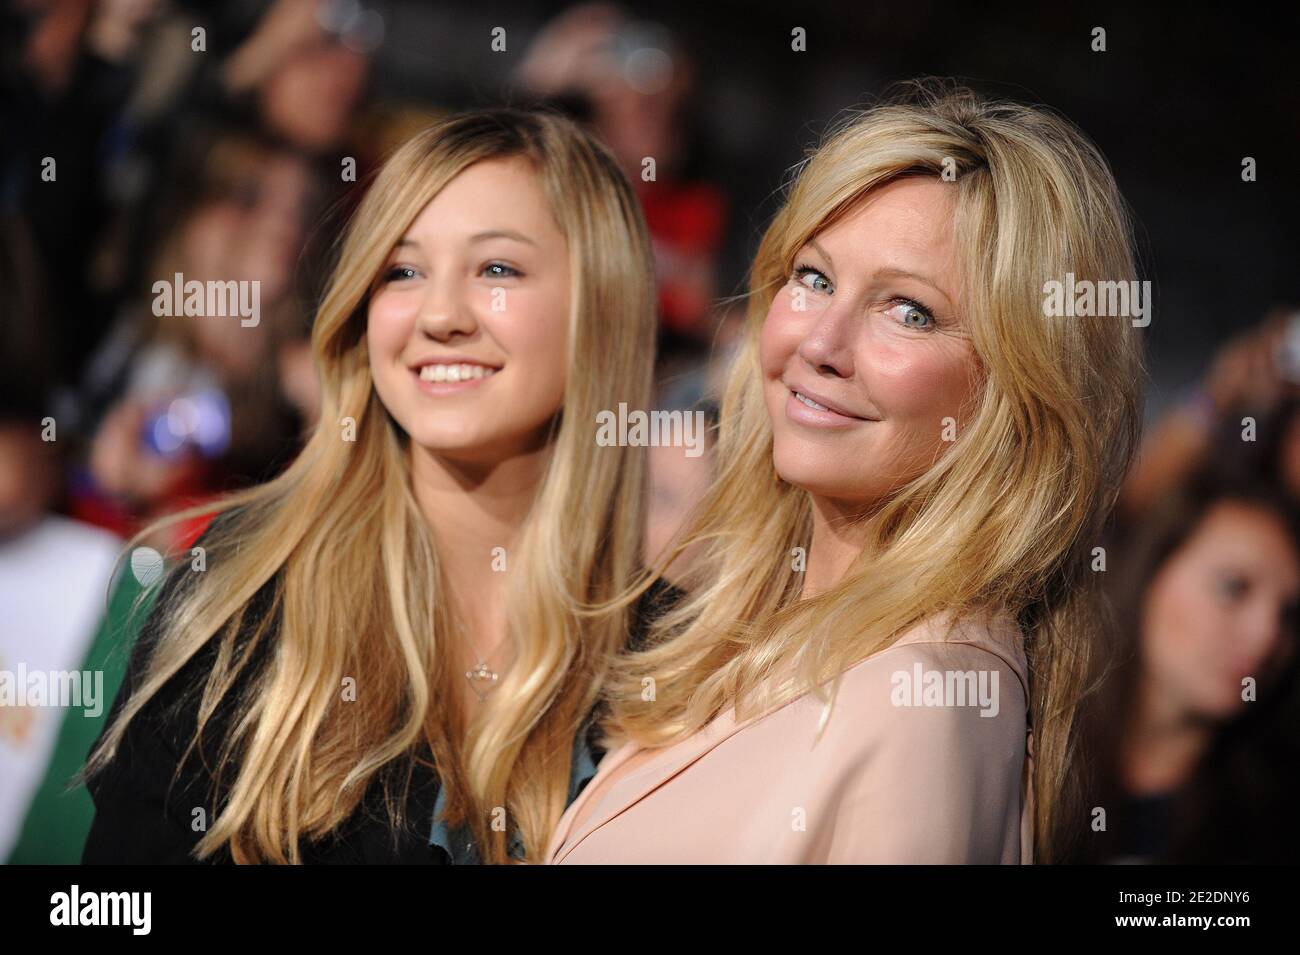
[463, 627, 501, 701]
[464, 659, 499, 700]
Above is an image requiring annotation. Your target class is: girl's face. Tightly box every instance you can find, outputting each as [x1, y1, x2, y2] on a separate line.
[759, 177, 981, 508]
[1141, 501, 1300, 720]
[367, 157, 571, 463]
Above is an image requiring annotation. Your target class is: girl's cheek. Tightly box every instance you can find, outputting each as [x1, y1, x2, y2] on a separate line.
[367, 295, 411, 347]
[497, 299, 562, 360]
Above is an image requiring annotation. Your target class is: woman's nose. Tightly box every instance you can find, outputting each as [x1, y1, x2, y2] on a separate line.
[796, 301, 856, 378]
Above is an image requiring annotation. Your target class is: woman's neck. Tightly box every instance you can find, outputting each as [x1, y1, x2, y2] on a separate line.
[800, 495, 872, 600]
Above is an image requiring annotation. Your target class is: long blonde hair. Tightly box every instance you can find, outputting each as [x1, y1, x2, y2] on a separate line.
[605, 80, 1145, 863]
[84, 108, 656, 864]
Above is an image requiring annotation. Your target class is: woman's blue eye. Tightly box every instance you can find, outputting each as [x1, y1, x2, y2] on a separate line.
[386, 266, 418, 282]
[895, 299, 935, 330]
[793, 265, 832, 294]
[482, 262, 521, 279]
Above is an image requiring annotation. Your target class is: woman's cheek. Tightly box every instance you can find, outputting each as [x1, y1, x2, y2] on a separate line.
[758, 294, 802, 375]
[879, 346, 973, 426]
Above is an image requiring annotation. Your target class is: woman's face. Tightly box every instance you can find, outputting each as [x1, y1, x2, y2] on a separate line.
[759, 177, 981, 507]
[1141, 500, 1300, 721]
[367, 157, 571, 463]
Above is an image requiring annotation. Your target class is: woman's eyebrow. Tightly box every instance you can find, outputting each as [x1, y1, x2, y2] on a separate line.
[871, 266, 955, 309]
[809, 238, 835, 269]
[806, 241, 954, 308]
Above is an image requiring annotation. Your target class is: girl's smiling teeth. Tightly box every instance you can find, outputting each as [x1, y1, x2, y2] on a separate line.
[417, 363, 498, 382]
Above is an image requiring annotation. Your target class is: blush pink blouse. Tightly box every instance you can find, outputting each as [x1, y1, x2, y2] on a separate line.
[546, 611, 1034, 864]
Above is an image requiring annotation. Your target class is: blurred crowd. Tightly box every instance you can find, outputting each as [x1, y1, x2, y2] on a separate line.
[1, 0, 1297, 864]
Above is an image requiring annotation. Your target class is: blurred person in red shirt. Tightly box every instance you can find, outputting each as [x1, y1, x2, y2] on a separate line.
[516, 3, 728, 344]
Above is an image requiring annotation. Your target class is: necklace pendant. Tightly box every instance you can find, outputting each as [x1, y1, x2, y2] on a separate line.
[465, 661, 499, 700]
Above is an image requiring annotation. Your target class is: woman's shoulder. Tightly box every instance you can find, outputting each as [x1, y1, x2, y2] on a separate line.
[813, 610, 1030, 758]
[811, 618, 1032, 863]
[850, 608, 1028, 700]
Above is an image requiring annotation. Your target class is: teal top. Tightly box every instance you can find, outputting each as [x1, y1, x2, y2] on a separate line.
[429, 722, 600, 864]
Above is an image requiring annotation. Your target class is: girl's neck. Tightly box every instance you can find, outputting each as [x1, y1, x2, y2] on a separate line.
[410, 441, 550, 548]
[409, 439, 552, 674]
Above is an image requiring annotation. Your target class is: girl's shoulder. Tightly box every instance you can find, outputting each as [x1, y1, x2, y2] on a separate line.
[84, 507, 279, 852]
[126, 505, 278, 737]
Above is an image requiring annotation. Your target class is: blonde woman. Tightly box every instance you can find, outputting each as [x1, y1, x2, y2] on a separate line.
[81, 108, 664, 864]
[546, 81, 1144, 864]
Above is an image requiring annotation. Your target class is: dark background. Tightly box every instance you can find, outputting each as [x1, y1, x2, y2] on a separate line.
[358, 0, 1300, 421]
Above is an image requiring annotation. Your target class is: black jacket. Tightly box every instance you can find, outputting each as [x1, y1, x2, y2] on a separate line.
[81, 516, 681, 865]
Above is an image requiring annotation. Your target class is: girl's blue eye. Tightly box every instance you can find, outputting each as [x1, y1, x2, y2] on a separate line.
[483, 262, 521, 279]
[386, 266, 418, 282]
[793, 264, 832, 294]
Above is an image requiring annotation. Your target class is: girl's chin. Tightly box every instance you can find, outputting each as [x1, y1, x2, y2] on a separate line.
[405, 427, 551, 465]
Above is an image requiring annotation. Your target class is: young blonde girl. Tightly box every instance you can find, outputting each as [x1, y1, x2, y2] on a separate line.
[83, 108, 659, 864]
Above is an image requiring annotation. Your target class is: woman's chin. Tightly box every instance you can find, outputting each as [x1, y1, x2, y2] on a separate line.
[774, 467, 864, 504]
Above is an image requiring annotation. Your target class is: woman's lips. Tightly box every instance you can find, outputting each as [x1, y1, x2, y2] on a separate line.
[783, 384, 874, 427]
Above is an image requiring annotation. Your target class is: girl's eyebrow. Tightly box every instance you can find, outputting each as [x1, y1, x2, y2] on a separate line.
[392, 230, 538, 249]
[470, 229, 537, 246]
